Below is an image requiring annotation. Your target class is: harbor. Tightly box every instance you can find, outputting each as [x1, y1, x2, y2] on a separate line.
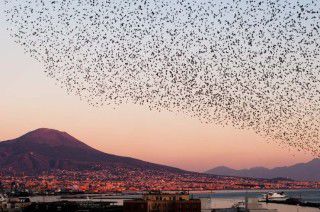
[194, 189, 320, 211]
[1, 190, 320, 211]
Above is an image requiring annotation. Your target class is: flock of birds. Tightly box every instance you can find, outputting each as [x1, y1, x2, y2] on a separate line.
[3, 0, 320, 156]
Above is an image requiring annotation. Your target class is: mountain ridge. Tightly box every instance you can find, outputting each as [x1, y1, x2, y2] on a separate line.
[0, 128, 186, 174]
[205, 159, 320, 181]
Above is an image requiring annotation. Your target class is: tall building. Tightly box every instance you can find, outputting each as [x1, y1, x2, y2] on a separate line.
[124, 191, 201, 212]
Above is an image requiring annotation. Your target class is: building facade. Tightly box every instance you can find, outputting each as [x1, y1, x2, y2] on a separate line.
[124, 192, 201, 212]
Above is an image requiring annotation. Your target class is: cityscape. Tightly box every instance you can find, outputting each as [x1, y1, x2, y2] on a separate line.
[0, 129, 320, 211]
[2, 0, 320, 211]
[1, 169, 320, 195]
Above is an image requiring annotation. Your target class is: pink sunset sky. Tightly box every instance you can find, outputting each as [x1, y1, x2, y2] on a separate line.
[0, 13, 315, 172]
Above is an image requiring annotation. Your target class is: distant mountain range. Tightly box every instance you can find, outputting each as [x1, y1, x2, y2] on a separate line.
[0, 128, 185, 174]
[2, 128, 319, 182]
[205, 159, 320, 181]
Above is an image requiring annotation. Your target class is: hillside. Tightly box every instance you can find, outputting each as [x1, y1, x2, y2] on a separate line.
[0, 128, 185, 174]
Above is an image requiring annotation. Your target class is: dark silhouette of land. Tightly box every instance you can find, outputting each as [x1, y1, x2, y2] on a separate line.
[206, 159, 320, 181]
[0, 128, 185, 174]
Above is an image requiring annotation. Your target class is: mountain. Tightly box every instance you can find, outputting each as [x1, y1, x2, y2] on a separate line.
[0, 128, 185, 174]
[205, 159, 320, 181]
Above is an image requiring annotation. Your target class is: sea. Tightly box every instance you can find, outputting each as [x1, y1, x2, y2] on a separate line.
[193, 189, 320, 212]
[30, 189, 320, 212]
[193, 189, 320, 203]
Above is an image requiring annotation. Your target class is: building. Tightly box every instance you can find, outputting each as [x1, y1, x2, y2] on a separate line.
[124, 191, 201, 212]
[23, 201, 122, 212]
[245, 198, 277, 212]
[212, 198, 277, 212]
[0, 196, 31, 211]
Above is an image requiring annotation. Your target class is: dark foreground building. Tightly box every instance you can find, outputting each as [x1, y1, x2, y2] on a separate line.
[124, 192, 201, 212]
[22, 201, 123, 212]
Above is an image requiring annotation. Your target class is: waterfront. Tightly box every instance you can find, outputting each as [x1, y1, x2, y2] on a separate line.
[194, 189, 320, 203]
[194, 189, 320, 211]
[18, 189, 320, 211]
[208, 199, 320, 212]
